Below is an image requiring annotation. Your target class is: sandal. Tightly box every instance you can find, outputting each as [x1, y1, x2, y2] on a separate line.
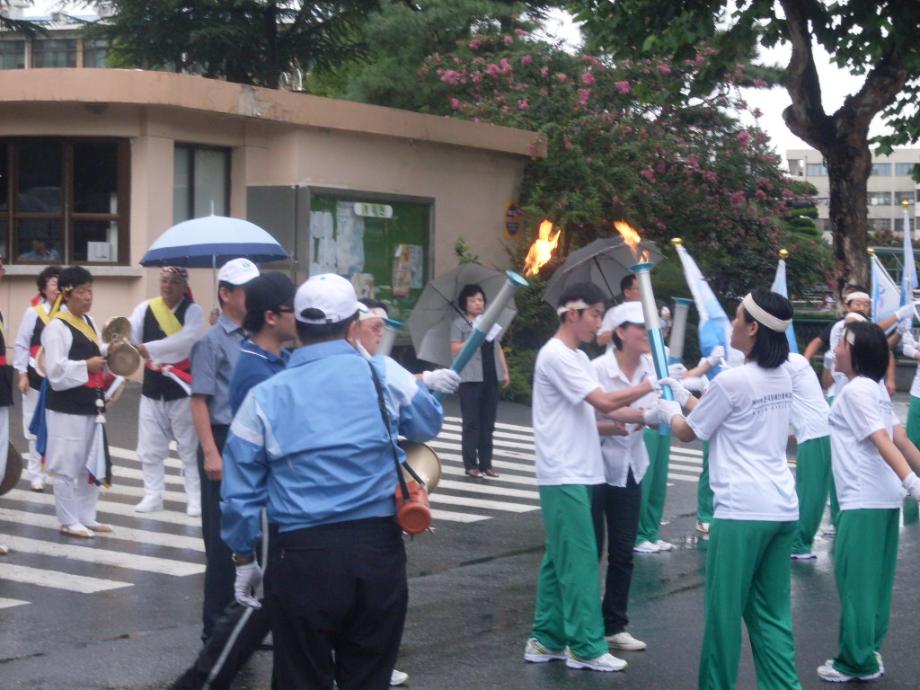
[465, 469, 482, 478]
[482, 469, 500, 478]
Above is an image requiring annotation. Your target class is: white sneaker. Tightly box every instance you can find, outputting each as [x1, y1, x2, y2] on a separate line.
[134, 495, 164, 513]
[565, 650, 627, 672]
[696, 521, 710, 535]
[817, 659, 882, 682]
[606, 631, 647, 651]
[791, 551, 817, 560]
[389, 669, 409, 686]
[633, 540, 660, 554]
[523, 637, 566, 663]
[653, 540, 674, 552]
[0, 544, 8, 555]
[30, 478, 44, 492]
[186, 502, 202, 517]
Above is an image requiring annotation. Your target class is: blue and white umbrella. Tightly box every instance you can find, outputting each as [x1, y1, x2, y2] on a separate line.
[140, 215, 289, 268]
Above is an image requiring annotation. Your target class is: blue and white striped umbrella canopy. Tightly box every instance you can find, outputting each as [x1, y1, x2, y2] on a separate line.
[140, 215, 289, 267]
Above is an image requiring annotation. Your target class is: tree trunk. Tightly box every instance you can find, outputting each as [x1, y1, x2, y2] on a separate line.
[822, 137, 871, 294]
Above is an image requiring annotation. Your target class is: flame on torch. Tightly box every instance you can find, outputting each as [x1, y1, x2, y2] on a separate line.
[523, 219, 562, 276]
[614, 220, 650, 263]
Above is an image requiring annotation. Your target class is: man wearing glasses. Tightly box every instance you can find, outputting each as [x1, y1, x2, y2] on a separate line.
[128, 266, 205, 516]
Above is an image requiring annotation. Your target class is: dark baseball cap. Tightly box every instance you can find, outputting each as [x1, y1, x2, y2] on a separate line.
[244, 272, 296, 316]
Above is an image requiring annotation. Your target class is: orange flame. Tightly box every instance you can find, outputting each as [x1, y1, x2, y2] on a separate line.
[614, 220, 650, 262]
[523, 220, 562, 276]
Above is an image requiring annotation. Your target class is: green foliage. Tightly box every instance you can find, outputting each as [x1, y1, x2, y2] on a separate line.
[0, 1, 44, 36]
[454, 237, 480, 264]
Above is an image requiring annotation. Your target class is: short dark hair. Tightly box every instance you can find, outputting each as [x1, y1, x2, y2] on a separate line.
[620, 274, 637, 294]
[36, 265, 61, 297]
[243, 307, 268, 333]
[59, 266, 93, 294]
[842, 321, 889, 382]
[457, 284, 486, 313]
[557, 282, 606, 324]
[217, 280, 241, 309]
[359, 298, 389, 315]
[296, 311, 359, 344]
[741, 289, 793, 369]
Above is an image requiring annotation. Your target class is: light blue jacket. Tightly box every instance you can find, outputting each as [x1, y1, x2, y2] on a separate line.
[220, 339, 443, 555]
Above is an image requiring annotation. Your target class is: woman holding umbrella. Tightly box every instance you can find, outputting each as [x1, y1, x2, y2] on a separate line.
[450, 284, 510, 478]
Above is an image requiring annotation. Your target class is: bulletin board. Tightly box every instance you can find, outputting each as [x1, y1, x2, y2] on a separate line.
[309, 193, 431, 322]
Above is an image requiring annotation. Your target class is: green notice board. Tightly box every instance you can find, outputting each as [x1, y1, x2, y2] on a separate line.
[309, 194, 430, 322]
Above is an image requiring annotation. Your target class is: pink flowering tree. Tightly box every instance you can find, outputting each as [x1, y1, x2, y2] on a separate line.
[421, 31, 828, 297]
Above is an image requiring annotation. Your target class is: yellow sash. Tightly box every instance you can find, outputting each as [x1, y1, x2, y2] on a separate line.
[149, 296, 182, 337]
[55, 311, 99, 346]
[32, 303, 51, 326]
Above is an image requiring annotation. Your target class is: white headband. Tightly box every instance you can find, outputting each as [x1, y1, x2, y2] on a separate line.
[359, 307, 388, 321]
[845, 291, 870, 304]
[741, 293, 791, 333]
[556, 299, 591, 315]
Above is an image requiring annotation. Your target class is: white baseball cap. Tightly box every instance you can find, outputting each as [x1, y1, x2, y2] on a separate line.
[609, 301, 646, 330]
[295, 273, 367, 324]
[218, 258, 260, 286]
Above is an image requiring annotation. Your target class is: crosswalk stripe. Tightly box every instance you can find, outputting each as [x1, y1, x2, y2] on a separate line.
[115, 465, 186, 488]
[109, 446, 184, 470]
[440, 423, 536, 444]
[668, 461, 702, 474]
[430, 509, 489, 524]
[3, 489, 198, 528]
[428, 441, 535, 467]
[670, 446, 704, 457]
[434, 430, 535, 451]
[667, 471, 702, 482]
[444, 416, 533, 434]
[0, 562, 132, 594]
[439, 463, 537, 486]
[436, 479, 538, 501]
[1, 535, 204, 576]
[0, 597, 30, 609]
[0, 506, 205, 552]
[429, 493, 537, 513]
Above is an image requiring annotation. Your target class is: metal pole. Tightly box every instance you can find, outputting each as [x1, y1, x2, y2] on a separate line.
[669, 297, 693, 363]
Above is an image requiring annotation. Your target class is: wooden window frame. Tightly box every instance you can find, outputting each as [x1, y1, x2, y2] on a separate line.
[173, 143, 231, 222]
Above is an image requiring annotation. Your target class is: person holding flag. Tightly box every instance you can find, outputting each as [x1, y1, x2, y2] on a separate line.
[13, 265, 60, 492]
[40, 266, 112, 538]
[129, 266, 205, 516]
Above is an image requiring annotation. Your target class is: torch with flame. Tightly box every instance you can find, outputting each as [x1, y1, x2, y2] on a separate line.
[614, 220, 675, 434]
[524, 219, 562, 277]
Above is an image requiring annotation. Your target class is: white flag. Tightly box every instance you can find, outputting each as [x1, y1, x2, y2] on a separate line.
[901, 209, 918, 330]
[871, 254, 901, 331]
[770, 259, 798, 353]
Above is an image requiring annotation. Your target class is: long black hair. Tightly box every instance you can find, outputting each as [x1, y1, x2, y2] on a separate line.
[741, 289, 793, 369]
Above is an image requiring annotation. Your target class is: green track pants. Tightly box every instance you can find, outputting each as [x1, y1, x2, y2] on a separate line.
[636, 428, 671, 544]
[699, 519, 801, 690]
[832, 509, 899, 677]
[697, 441, 713, 524]
[791, 436, 832, 554]
[531, 484, 607, 659]
[903, 397, 920, 523]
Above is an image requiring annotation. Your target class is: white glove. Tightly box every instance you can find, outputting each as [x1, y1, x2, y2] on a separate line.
[896, 304, 915, 321]
[667, 362, 687, 378]
[823, 350, 836, 370]
[658, 377, 691, 406]
[422, 368, 461, 394]
[681, 376, 709, 393]
[905, 344, 918, 359]
[642, 407, 661, 426]
[233, 561, 263, 609]
[705, 346, 725, 367]
[903, 472, 920, 502]
[656, 398, 683, 425]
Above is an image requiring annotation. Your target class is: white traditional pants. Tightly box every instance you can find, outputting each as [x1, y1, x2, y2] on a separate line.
[137, 396, 201, 511]
[20, 386, 43, 480]
[46, 410, 99, 528]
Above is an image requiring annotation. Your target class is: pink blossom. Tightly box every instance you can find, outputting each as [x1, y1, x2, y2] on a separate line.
[580, 54, 599, 66]
[486, 63, 501, 77]
[614, 80, 631, 94]
[440, 69, 463, 86]
[468, 38, 481, 50]
[540, 66, 549, 78]
[499, 58, 513, 74]
[471, 72, 482, 84]
[639, 168, 656, 182]
[752, 107, 763, 118]
[515, 28, 528, 39]
[517, 98, 529, 110]
[503, 34, 514, 46]
[581, 71, 596, 85]
[556, 72, 568, 82]
[656, 62, 672, 75]
[521, 54, 533, 65]
[736, 130, 751, 146]
[450, 97, 461, 110]
[431, 52, 441, 64]
[728, 190, 746, 205]
[577, 88, 591, 106]
[563, 137, 573, 150]
[703, 171, 718, 183]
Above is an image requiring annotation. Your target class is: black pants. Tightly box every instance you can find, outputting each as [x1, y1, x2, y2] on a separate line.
[458, 380, 499, 471]
[198, 424, 235, 641]
[267, 517, 408, 690]
[592, 472, 642, 636]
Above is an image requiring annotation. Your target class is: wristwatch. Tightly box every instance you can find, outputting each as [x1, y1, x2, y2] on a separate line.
[231, 553, 255, 566]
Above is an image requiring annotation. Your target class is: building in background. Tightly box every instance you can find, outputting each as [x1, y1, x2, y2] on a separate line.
[786, 148, 919, 239]
[0, 3, 109, 69]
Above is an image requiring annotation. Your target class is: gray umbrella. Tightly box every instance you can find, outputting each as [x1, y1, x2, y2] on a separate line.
[543, 237, 664, 307]
[407, 262, 518, 367]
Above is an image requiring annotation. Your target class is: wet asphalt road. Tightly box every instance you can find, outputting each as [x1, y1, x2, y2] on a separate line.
[1, 386, 919, 689]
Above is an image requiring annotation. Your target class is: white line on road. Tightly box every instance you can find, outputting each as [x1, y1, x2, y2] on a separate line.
[667, 472, 702, 482]
[3, 489, 199, 528]
[428, 442, 536, 468]
[441, 423, 536, 445]
[0, 562, 132, 594]
[444, 416, 533, 434]
[0, 597, 30, 609]
[108, 446, 184, 470]
[439, 462, 537, 486]
[114, 465, 185, 488]
[670, 446, 704, 457]
[436, 479, 539, 501]
[1, 535, 204, 576]
[430, 509, 490, 523]
[429, 493, 538, 513]
[434, 431, 535, 452]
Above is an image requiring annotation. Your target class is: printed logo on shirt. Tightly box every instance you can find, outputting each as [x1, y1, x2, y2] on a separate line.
[751, 391, 792, 414]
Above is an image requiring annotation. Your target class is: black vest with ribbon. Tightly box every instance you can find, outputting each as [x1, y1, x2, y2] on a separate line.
[27, 309, 47, 390]
[141, 297, 191, 401]
[45, 317, 103, 416]
[0, 311, 12, 407]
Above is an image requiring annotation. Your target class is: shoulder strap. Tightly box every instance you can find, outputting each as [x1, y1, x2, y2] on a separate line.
[149, 296, 183, 337]
[55, 311, 99, 345]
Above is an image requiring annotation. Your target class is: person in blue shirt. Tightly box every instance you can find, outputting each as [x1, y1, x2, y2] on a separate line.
[222, 273, 444, 690]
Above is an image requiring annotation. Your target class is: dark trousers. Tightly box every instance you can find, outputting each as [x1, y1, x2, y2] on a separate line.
[267, 517, 408, 690]
[592, 472, 642, 635]
[198, 424, 235, 641]
[458, 380, 499, 471]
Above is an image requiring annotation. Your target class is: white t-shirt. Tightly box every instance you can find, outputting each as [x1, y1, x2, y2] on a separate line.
[826, 319, 850, 398]
[909, 361, 920, 399]
[591, 351, 651, 486]
[828, 376, 905, 510]
[686, 362, 798, 521]
[782, 353, 830, 443]
[533, 338, 605, 485]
